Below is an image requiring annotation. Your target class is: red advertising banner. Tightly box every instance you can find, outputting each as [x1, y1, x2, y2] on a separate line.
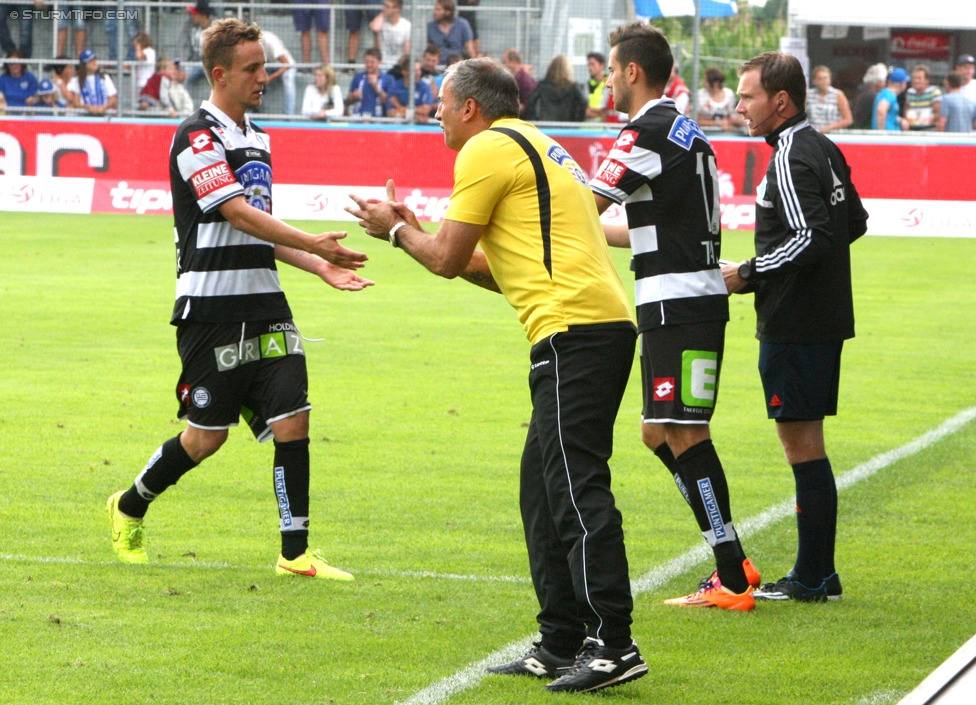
[890, 31, 951, 61]
[2, 118, 975, 236]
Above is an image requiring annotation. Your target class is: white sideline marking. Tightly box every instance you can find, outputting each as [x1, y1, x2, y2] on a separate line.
[0, 553, 531, 584]
[397, 406, 976, 705]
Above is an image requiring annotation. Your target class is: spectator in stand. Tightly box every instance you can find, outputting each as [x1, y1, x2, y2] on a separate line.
[0, 0, 38, 57]
[665, 63, 690, 116]
[181, 0, 213, 87]
[347, 47, 394, 118]
[872, 67, 908, 131]
[697, 66, 742, 131]
[168, 59, 194, 117]
[457, 0, 480, 56]
[502, 47, 536, 118]
[138, 58, 179, 116]
[852, 62, 887, 129]
[345, 0, 381, 66]
[132, 31, 157, 92]
[67, 49, 117, 116]
[805, 65, 853, 134]
[106, 10, 139, 62]
[56, 5, 87, 61]
[293, 0, 330, 67]
[35, 77, 59, 111]
[937, 71, 976, 133]
[584, 51, 608, 121]
[0, 89, 6, 113]
[525, 54, 586, 123]
[904, 64, 941, 131]
[427, 0, 474, 60]
[0, 50, 38, 110]
[371, 0, 411, 71]
[48, 56, 75, 107]
[418, 43, 442, 94]
[260, 28, 297, 115]
[954, 54, 976, 102]
[302, 64, 344, 119]
[386, 55, 433, 122]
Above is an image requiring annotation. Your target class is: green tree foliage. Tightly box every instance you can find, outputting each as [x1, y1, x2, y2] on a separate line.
[650, 0, 787, 85]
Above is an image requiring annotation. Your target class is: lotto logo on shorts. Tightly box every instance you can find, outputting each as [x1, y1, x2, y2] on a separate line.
[653, 377, 675, 401]
[681, 350, 718, 409]
[596, 159, 626, 187]
[190, 162, 236, 200]
[189, 129, 215, 153]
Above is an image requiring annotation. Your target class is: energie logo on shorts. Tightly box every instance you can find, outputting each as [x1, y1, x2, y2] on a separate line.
[681, 350, 718, 408]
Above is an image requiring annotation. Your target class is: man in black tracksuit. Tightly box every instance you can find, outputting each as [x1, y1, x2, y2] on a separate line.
[723, 51, 869, 602]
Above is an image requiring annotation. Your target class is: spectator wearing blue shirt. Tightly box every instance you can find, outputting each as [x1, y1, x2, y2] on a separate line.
[872, 67, 908, 131]
[0, 50, 38, 108]
[386, 56, 433, 122]
[427, 0, 474, 60]
[938, 71, 976, 133]
[347, 47, 395, 118]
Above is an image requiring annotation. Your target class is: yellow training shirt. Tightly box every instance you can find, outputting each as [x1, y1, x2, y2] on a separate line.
[445, 118, 634, 345]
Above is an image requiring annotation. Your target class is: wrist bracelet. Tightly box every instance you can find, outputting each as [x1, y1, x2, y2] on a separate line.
[389, 221, 407, 247]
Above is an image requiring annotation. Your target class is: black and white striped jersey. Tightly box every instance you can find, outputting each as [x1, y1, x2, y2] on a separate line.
[168, 100, 290, 325]
[589, 97, 728, 332]
[746, 114, 868, 343]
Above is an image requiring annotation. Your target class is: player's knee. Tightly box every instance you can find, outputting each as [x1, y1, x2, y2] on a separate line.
[180, 428, 227, 463]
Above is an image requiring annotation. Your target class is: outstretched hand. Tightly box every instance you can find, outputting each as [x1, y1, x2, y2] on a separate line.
[310, 231, 369, 270]
[321, 262, 375, 291]
[346, 179, 419, 241]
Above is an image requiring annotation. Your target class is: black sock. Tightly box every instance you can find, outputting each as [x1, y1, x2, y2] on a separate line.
[118, 435, 198, 518]
[654, 442, 692, 508]
[792, 457, 836, 586]
[274, 438, 310, 560]
[676, 439, 748, 593]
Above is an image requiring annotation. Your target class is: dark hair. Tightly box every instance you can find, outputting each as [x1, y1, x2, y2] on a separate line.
[587, 52, 606, 65]
[444, 57, 519, 122]
[3, 49, 25, 75]
[424, 43, 442, 58]
[738, 51, 806, 112]
[608, 22, 673, 90]
[704, 67, 725, 85]
[364, 47, 382, 62]
[436, 0, 455, 20]
[946, 71, 962, 89]
[202, 18, 262, 86]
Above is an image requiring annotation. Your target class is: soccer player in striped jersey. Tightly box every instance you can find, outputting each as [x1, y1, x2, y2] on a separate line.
[589, 22, 759, 611]
[722, 52, 868, 602]
[107, 18, 372, 580]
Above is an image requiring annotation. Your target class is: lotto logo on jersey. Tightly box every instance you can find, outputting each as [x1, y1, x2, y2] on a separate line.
[190, 161, 236, 200]
[188, 129, 215, 153]
[613, 130, 639, 153]
[596, 159, 626, 187]
[653, 377, 675, 401]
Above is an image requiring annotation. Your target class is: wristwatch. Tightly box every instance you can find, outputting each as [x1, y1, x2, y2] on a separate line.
[737, 260, 752, 281]
[389, 221, 407, 248]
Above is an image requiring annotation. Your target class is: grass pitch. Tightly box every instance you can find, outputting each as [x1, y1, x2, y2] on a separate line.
[0, 213, 974, 704]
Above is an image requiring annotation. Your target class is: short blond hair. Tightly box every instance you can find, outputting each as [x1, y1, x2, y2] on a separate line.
[202, 18, 262, 87]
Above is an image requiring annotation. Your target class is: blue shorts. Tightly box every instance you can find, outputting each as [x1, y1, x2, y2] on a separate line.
[175, 320, 311, 442]
[758, 341, 843, 421]
[345, 0, 381, 31]
[293, 0, 331, 33]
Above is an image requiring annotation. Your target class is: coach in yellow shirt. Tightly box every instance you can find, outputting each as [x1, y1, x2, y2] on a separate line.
[347, 58, 646, 694]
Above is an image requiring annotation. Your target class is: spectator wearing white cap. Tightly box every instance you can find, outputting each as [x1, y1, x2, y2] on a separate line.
[955, 54, 976, 103]
[66, 49, 117, 115]
[852, 62, 887, 129]
[872, 67, 908, 131]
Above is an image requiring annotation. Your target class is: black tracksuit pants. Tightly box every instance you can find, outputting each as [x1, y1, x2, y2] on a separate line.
[519, 322, 637, 652]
